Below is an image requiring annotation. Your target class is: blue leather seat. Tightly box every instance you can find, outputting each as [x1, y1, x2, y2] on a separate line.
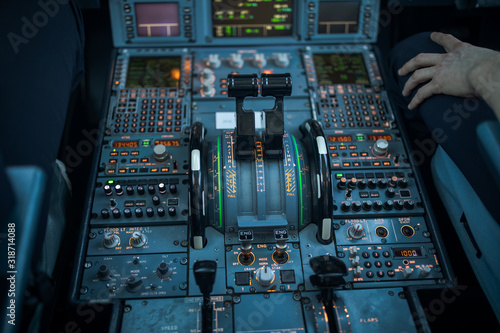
[431, 121, 500, 322]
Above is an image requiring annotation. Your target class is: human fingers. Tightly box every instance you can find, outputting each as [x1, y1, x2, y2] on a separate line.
[398, 53, 444, 76]
[402, 67, 437, 97]
[407, 82, 437, 110]
[430, 32, 464, 52]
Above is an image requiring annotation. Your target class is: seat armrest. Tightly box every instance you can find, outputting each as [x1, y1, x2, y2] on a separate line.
[477, 121, 500, 191]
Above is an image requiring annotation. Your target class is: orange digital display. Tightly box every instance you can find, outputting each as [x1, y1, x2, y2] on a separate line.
[112, 141, 139, 148]
[368, 135, 392, 141]
[154, 140, 181, 146]
[327, 135, 352, 142]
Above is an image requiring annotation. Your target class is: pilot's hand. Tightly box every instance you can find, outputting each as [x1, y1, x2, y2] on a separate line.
[398, 32, 500, 110]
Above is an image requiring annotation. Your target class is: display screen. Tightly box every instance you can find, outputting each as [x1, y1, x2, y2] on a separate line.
[327, 135, 352, 142]
[135, 3, 180, 37]
[313, 53, 370, 85]
[112, 141, 139, 148]
[317, 1, 360, 34]
[154, 140, 181, 146]
[212, 0, 293, 37]
[393, 248, 423, 258]
[368, 134, 392, 141]
[126, 57, 181, 88]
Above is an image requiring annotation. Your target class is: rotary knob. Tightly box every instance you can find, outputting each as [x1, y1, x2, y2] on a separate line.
[148, 185, 156, 195]
[112, 208, 121, 218]
[130, 231, 147, 248]
[347, 178, 357, 189]
[341, 201, 351, 212]
[352, 201, 362, 212]
[252, 53, 267, 68]
[168, 207, 176, 217]
[169, 184, 177, 194]
[126, 185, 134, 195]
[137, 185, 145, 195]
[357, 179, 367, 189]
[152, 195, 161, 205]
[208, 54, 221, 69]
[103, 184, 113, 196]
[230, 53, 244, 68]
[368, 179, 377, 189]
[101, 209, 110, 219]
[157, 262, 173, 279]
[158, 182, 167, 194]
[373, 200, 383, 211]
[114, 184, 124, 195]
[398, 178, 409, 188]
[126, 275, 142, 292]
[102, 232, 119, 249]
[201, 68, 215, 84]
[348, 223, 364, 239]
[362, 200, 373, 211]
[97, 264, 111, 281]
[202, 83, 215, 96]
[153, 144, 169, 162]
[157, 207, 165, 217]
[255, 266, 275, 287]
[394, 200, 404, 210]
[274, 53, 289, 68]
[337, 177, 347, 190]
[388, 176, 398, 188]
[373, 139, 389, 156]
[385, 187, 395, 198]
[124, 208, 132, 218]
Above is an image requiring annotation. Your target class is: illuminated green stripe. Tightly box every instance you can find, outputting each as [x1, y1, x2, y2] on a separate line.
[292, 136, 303, 225]
[217, 137, 223, 228]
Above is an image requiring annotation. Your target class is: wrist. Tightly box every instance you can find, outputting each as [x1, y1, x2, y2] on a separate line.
[469, 53, 500, 99]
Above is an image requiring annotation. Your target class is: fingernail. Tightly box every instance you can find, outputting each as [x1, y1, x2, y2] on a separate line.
[398, 68, 402, 75]
[407, 103, 413, 110]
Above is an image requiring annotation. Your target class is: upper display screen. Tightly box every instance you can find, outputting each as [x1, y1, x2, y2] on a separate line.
[135, 3, 180, 37]
[212, 0, 293, 37]
[313, 53, 369, 85]
[317, 1, 360, 34]
[126, 57, 181, 88]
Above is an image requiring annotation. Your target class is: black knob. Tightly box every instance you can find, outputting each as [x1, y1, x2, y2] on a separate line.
[193, 260, 217, 296]
[368, 179, 377, 189]
[341, 201, 351, 212]
[157, 207, 165, 217]
[398, 178, 408, 188]
[126, 185, 134, 195]
[152, 195, 161, 205]
[115, 184, 124, 195]
[394, 200, 404, 210]
[404, 199, 415, 210]
[146, 207, 154, 217]
[378, 179, 388, 188]
[157, 262, 172, 278]
[97, 264, 111, 281]
[388, 176, 398, 188]
[112, 208, 121, 218]
[148, 185, 156, 195]
[362, 200, 373, 211]
[373, 200, 383, 211]
[337, 177, 347, 190]
[101, 209, 110, 219]
[135, 208, 143, 217]
[357, 179, 367, 189]
[352, 201, 362, 212]
[103, 184, 113, 196]
[347, 178, 357, 189]
[385, 187, 395, 198]
[124, 208, 132, 218]
[169, 184, 177, 194]
[158, 182, 167, 194]
[137, 185, 145, 195]
[168, 207, 176, 217]
[126, 275, 142, 292]
[384, 200, 394, 210]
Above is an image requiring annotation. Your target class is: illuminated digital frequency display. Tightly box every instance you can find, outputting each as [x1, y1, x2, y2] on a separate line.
[126, 57, 181, 88]
[135, 3, 180, 37]
[313, 53, 370, 85]
[317, 1, 360, 34]
[212, 0, 293, 37]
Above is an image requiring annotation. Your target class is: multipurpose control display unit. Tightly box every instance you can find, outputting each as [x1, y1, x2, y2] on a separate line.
[71, 1, 453, 332]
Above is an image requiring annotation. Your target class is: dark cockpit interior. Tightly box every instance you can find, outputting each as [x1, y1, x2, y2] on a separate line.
[1, 1, 500, 332]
